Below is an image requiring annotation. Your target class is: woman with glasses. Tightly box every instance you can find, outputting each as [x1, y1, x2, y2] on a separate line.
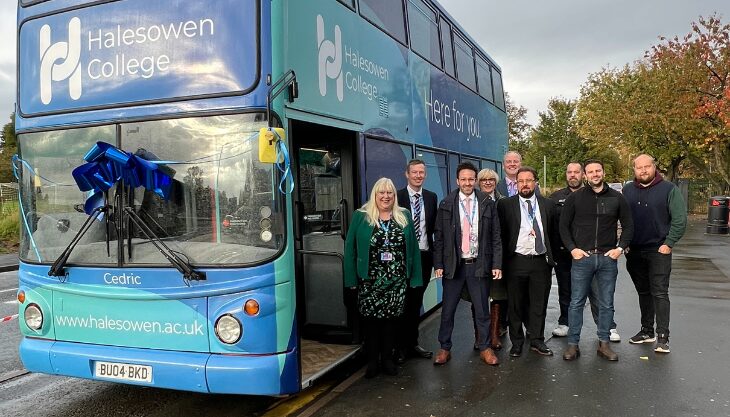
[463, 169, 508, 350]
[344, 177, 423, 378]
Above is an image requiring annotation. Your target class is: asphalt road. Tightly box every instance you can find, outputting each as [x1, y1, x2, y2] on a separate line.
[312, 219, 730, 417]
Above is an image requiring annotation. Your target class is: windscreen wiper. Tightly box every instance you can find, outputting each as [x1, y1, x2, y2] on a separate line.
[123, 206, 206, 282]
[49, 205, 109, 278]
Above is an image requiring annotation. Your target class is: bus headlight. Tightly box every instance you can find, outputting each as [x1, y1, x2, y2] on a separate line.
[24, 303, 43, 330]
[214, 314, 242, 344]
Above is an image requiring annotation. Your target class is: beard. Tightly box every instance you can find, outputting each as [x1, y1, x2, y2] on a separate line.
[638, 174, 654, 185]
[519, 189, 535, 198]
[567, 178, 582, 189]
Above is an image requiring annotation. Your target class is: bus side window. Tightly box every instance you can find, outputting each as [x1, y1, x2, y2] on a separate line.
[439, 19, 455, 77]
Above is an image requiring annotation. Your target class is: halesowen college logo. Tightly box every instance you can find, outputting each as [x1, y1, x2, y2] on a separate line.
[39, 17, 82, 105]
[316, 14, 343, 102]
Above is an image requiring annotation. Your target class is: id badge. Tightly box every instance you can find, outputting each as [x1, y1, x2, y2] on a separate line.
[381, 252, 393, 262]
[525, 235, 536, 251]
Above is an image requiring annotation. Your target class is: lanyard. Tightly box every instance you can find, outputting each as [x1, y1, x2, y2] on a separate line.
[459, 196, 477, 228]
[522, 199, 536, 224]
[379, 217, 392, 247]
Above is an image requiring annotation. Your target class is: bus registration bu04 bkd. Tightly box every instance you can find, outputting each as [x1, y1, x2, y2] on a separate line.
[95, 361, 153, 383]
[15, 0, 507, 395]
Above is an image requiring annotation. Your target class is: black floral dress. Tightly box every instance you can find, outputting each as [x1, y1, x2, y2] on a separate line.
[358, 219, 408, 318]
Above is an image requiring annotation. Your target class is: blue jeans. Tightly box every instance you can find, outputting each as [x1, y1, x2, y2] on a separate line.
[567, 254, 618, 345]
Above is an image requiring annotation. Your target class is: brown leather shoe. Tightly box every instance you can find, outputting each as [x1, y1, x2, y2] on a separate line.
[433, 349, 451, 366]
[480, 348, 499, 366]
[597, 341, 618, 361]
[563, 344, 580, 361]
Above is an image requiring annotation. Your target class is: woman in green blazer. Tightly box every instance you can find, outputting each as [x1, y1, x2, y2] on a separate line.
[344, 177, 422, 378]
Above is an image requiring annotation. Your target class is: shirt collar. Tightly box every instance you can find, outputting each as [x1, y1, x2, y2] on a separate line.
[518, 194, 536, 206]
[407, 185, 422, 196]
[459, 191, 474, 202]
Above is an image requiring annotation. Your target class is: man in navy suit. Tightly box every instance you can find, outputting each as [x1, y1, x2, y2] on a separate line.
[396, 159, 437, 361]
[433, 162, 502, 366]
[497, 166, 556, 357]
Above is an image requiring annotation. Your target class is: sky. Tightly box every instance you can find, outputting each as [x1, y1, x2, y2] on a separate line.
[0, 1, 728, 126]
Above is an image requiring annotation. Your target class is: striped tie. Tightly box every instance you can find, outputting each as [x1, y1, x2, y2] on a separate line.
[413, 193, 422, 242]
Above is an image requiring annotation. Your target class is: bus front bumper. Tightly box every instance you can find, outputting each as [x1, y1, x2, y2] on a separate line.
[20, 337, 298, 395]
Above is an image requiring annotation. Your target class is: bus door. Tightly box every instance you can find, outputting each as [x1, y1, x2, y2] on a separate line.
[290, 120, 358, 347]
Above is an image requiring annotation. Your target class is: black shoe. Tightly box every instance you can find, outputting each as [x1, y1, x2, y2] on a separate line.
[473, 342, 480, 351]
[530, 342, 554, 356]
[509, 344, 522, 357]
[365, 361, 379, 378]
[409, 345, 433, 359]
[394, 348, 406, 364]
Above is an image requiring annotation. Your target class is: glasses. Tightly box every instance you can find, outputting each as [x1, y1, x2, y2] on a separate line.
[516, 179, 536, 185]
[479, 178, 497, 183]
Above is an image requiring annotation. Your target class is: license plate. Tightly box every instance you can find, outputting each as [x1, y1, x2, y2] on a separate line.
[94, 361, 152, 383]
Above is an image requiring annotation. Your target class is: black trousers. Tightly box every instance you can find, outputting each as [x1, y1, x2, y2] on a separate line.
[363, 317, 397, 365]
[398, 250, 433, 349]
[505, 254, 552, 346]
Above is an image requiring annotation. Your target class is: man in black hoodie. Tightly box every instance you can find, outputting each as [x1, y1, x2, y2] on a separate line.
[622, 154, 687, 354]
[559, 160, 633, 361]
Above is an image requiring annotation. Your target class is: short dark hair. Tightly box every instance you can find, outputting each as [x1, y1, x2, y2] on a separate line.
[517, 166, 539, 181]
[406, 159, 426, 172]
[456, 162, 478, 178]
[567, 161, 583, 170]
[584, 159, 604, 170]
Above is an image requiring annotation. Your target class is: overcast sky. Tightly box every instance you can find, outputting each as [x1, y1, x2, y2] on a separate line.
[1, 1, 728, 126]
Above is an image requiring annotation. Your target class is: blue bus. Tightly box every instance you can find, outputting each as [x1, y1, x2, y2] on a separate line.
[14, 0, 507, 395]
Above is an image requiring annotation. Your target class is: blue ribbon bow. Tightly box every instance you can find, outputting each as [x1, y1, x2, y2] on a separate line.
[72, 142, 172, 214]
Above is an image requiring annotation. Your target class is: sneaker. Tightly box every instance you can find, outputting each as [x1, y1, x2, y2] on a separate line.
[609, 328, 621, 343]
[655, 335, 670, 353]
[629, 330, 656, 344]
[552, 324, 569, 337]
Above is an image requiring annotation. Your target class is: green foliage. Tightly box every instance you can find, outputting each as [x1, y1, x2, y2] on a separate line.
[522, 98, 624, 188]
[0, 202, 20, 254]
[0, 113, 18, 183]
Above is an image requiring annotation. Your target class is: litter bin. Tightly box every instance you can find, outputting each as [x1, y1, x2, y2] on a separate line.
[706, 196, 729, 235]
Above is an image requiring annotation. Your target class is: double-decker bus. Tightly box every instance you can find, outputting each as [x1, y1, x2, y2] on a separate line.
[14, 0, 507, 395]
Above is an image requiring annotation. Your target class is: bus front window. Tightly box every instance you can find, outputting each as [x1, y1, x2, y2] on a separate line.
[120, 113, 283, 266]
[17, 126, 118, 264]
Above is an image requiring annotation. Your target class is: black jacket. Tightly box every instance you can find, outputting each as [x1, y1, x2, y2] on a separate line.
[433, 189, 502, 279]
[497, 194, 556, 267]
[559, 183, 634, 252]
[549, 186, 578, 258]
[397, 187, 437, 251]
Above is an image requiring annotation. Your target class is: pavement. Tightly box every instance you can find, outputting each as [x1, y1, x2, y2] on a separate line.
[310, 218, 730, 417]
[0, 253, 18, 272]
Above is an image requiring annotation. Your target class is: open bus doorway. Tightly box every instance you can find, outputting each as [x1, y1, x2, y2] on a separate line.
[290, 120, 361, 387]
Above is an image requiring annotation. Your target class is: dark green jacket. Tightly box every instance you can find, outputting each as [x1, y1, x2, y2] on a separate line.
[344, 209, 423, 288]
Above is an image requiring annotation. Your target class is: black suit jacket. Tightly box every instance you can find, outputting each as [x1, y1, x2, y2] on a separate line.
[497, 194, 556, 267]
[433, 189, 502, 279]
[397, 187, 437, 251]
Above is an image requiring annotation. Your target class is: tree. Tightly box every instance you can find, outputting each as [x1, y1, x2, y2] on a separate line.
[648, 14, 730, 189]
[0, 113, 17, 183]
[505, 92, 532, 145]
[576, 64, 704, 182]
[524, 98, 623, 188]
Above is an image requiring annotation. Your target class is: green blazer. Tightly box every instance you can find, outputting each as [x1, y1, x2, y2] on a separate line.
[344, 209, 423, 288]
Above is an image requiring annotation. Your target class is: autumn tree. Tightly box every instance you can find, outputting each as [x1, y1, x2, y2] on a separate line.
[648, 14, 730, 189]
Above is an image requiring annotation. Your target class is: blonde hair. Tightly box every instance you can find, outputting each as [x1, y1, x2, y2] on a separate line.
[360, 177, 409, 228]
[478, 168, 499, 182]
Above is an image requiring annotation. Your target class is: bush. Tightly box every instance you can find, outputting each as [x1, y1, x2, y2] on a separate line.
[0, 202, 20, 253]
